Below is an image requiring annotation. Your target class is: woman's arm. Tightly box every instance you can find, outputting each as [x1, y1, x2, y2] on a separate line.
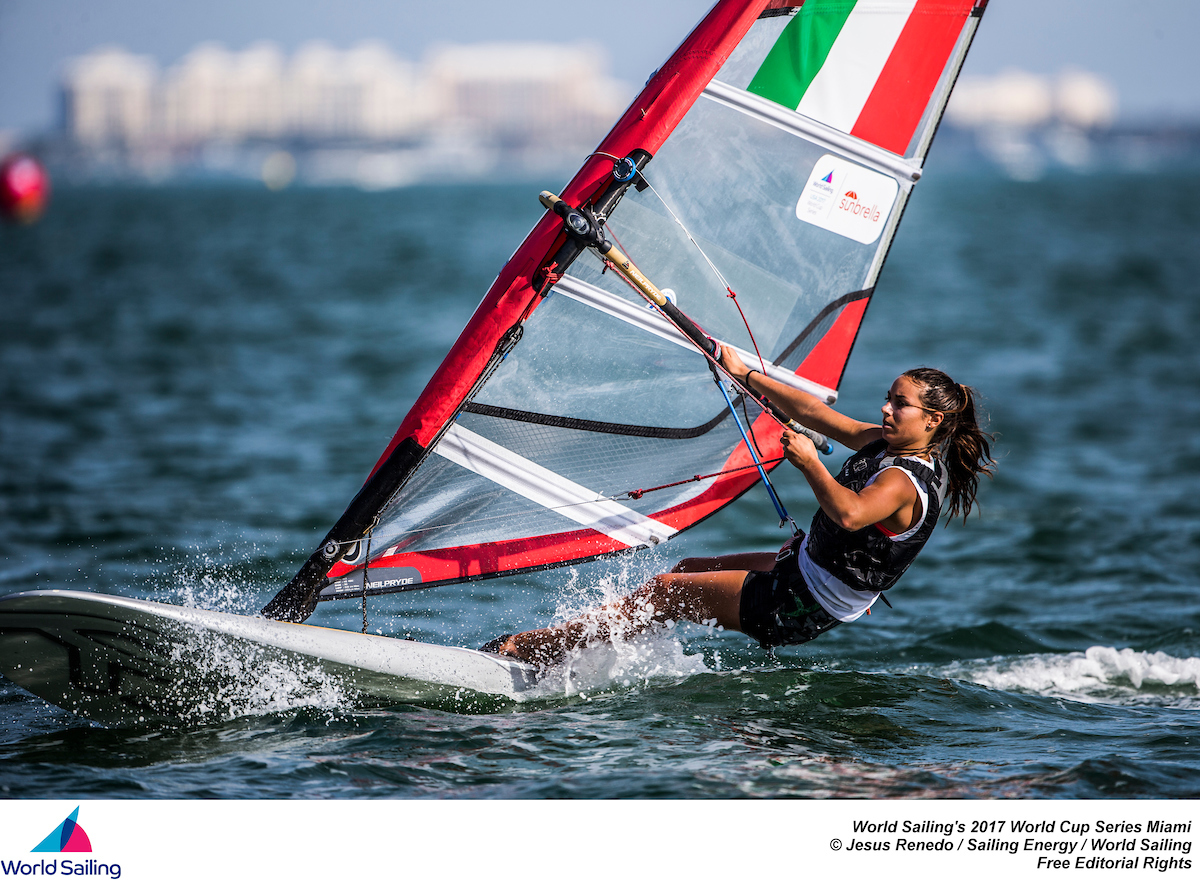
[782, 430, 920, 533]
[721, 345, 881, 451]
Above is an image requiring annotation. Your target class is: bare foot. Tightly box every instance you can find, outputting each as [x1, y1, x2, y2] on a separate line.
[480, 629, 574, 667]
[479, 633, 550, 665]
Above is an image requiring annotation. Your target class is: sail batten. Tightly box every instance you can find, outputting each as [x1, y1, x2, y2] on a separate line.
[263, 0, 988, 621]
[435, 424, 677, 548]
[702, 80, 921, 181]
[553, 274, 839, 402]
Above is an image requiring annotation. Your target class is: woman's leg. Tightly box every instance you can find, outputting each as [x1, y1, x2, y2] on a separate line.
[495, 567, 752, 666]
[671, 552, 777, 574]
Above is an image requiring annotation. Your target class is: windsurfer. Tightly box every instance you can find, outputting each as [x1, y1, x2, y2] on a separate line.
[483, 345, 995, 666]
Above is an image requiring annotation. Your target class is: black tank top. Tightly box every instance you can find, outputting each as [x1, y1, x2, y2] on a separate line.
[804, 439, 944, 592]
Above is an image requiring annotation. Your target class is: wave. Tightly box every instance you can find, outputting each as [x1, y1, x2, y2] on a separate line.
[938, 646, 1200, 707]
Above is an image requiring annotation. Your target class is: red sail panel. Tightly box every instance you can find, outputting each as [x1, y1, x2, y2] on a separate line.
[798, 298, 871, 392]
[332, 414, 782, 588]
[850, 0, 978, 155]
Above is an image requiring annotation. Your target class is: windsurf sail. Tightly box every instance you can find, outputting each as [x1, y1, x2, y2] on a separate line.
[264, 0, 988, 623]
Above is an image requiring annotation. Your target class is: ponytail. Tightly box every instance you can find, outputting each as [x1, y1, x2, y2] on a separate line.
[902, 367, 996, 521]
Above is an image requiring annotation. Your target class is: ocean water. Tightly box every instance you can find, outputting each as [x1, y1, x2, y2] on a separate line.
[1, 167, 1198, 799]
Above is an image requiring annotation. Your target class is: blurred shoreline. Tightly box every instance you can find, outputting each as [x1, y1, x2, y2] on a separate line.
[8, 122, 1199, 189]
[5, 44, 1200, 188]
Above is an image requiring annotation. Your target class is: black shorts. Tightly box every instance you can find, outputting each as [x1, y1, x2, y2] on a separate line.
[738, 534, 842, 648]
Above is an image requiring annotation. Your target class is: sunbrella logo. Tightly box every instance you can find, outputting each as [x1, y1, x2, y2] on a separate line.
[1, 807, 122, 878]
[837, 190, 882, 222]
[33, 807, 91, 853]
[797, 154, 897, 245]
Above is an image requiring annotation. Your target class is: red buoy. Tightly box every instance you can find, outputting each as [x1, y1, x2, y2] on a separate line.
[1, 154, 50, 223]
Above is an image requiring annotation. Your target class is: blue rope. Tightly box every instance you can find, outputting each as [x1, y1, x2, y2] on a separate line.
[713, 375, 798, 535]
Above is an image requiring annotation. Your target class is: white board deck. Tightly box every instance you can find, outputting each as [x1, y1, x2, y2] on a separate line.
[0, 590, 538, 725]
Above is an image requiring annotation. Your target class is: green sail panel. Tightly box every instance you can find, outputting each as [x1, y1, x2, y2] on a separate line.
[747, 0, 857, 110]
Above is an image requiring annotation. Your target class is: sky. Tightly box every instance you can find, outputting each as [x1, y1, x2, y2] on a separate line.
[2, 0, 1199, 137]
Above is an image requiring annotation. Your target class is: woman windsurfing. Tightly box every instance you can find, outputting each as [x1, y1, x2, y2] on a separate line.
[483, 345, 995, 665]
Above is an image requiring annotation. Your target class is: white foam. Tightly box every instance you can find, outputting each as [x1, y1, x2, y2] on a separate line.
[529, 630, 711, 700]
[162, 628, 355, 722]
[942, 646, 1200, 707]
[523, 560, 715, 699]
[152, 545, 269, 615]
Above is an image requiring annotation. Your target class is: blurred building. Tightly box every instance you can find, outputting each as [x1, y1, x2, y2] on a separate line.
[946, 68, 1117, 130]
[58, 41, 628, 184]
[942, 68, 1121, 178]
[426, 43, 623, 151]
[62, 48, 159, 148]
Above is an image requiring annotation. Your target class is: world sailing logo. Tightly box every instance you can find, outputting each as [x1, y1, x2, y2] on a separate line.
[32, 807, 91, 852]
[1, 806, 122, 878]
[811, 169, 836, 196]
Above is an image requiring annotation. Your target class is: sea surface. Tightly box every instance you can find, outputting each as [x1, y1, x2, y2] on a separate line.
[2, 165, 1199, 800]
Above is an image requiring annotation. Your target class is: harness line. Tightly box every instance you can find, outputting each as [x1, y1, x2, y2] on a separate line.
[713, 373, 798, 535]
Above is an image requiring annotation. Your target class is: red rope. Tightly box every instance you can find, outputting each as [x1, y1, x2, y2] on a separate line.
[613, 180, 770, 378]
[539, 260, 563, 288]
[601, 224, 789, 450]
[622, 456, 784, 500]
[605, 222, 630, 257]
[725, 286, 767, 375]
[616, 215, 767, 377]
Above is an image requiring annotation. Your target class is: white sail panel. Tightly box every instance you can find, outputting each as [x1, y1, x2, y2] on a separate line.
[435, 424, 677, 548]
[795, 0, 919, 132]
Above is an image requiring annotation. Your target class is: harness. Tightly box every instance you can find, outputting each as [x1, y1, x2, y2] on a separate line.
[804, 439, 944, 592]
